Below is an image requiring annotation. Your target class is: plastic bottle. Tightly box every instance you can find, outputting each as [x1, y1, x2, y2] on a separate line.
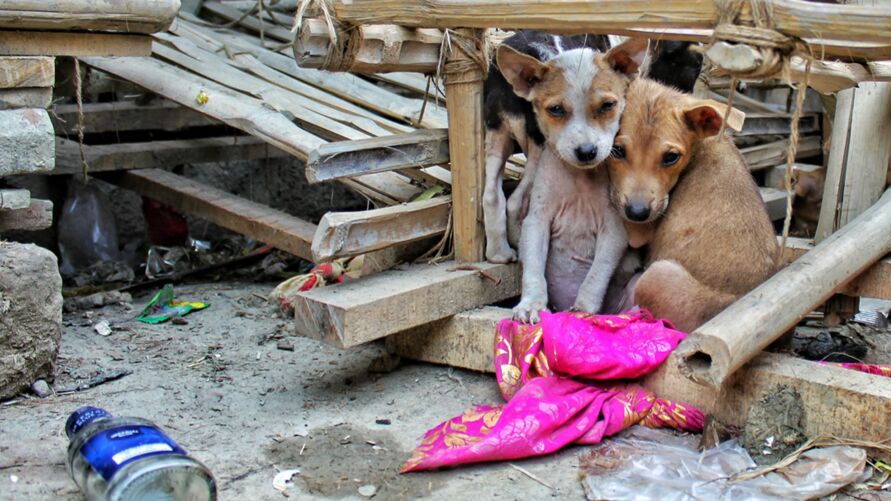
[65, 406, 217, 501]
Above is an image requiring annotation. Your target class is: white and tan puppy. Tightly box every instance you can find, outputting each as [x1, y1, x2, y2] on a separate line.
[495, 39, 649, 323]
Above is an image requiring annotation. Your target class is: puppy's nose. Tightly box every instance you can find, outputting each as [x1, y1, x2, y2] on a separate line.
[574, 144, 598, 164]
[624, 203, 651, 222]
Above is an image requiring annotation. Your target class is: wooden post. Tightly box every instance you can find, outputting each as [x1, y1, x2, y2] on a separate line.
[444, 29, 486, 262]
[815, 82, 891, 324]
[674, 188, 891, 389]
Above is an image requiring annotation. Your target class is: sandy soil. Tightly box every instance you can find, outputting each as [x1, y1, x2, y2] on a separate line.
[0, 280, 586, 501]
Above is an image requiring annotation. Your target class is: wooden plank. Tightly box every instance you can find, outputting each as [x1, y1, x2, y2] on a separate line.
[674, 188, 891, 388]
[0, 32, 151, 57]
[176, 12, 449, 128]
[760, 187, 787, 221]
[0, 87, 51, 110]
[0, 57, 53, 88]
[110, 169, 316, 261]
[53, 136, 290, 175]
[0, 189, 30, 210]
[445, 29, 486, 262]
[741, 136, 822, 171]
[738, 113, 820, 137]
[815, 81, 891, 324]
[295, 18, 443, 73]
[327, 0, 891, 44]
[0, 0, 179, 34]
[292, 261, 520, 348]
[81, 56, 325, 162]
[388, 306, 891, 442]
[312, 197, 451, 262]
[51, 101, 219, 134]
[306, 129, 449, 183]
[0, 199, 52, 232]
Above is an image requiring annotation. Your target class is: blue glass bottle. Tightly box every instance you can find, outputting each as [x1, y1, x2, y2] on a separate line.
[65, 406, 217, 501]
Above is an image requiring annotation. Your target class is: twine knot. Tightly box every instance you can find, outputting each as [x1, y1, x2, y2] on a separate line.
[292, 0, 361, 71]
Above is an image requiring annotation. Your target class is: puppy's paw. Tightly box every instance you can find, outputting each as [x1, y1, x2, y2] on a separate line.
[485, 243, 517, 264]
[512, 296, 548, 324]
[572, 297, 602, 315]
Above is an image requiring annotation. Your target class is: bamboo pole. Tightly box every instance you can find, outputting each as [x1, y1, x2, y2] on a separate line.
[444, 29, 486, 262]
[674, 188, 891, 389]
[327, 0, 891, 45]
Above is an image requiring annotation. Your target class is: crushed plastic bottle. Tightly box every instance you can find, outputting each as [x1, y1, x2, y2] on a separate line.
[65, 406, 217, 501]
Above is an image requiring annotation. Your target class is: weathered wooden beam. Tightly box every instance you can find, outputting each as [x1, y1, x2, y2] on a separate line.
[110, 169, 315, 261]
[295, 18, 443, 73]
[0, 32, 152, 57]
[51, 101, 219, 134]
[292, 261, 519, 348]
[674, 188, 891, 389]
[0, 57, 53, 89]
[760, 187, 788, 222]
[0, 189, 30, 210]
[738, 113, 820, 137]
[312, 197, 451, 262]
[388, 306, 891, 442]
[816, 82, 891, 324]
[326, 0, 891, 45]
[306, 129, 449, 183]
[0, 199, 52, 232]
[0, 108, 53, 176]
[741, 136, 822, 171]
[0, 88, 51, 110]
[81, 56, 325, 161]
[0, 0, 180, 34]
[53, 136, 289, 175]
[445, 29, 486, 262]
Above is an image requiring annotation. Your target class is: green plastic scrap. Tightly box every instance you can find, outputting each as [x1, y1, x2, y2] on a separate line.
[136, 284, 209, 324]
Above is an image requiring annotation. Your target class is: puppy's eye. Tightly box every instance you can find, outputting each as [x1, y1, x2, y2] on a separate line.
[610, 145, 626, 160]
[547, 105, 566, 118]
[662, 152, 681, 167]
[599, 100, 617, 114]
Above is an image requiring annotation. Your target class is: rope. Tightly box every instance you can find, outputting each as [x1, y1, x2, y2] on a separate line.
[73, 57, 90, 181]
[779, 59, 812, 261]
[292, 0, 362, 72]
[439, 29, 489, 86]
[705, 0, 816, 263]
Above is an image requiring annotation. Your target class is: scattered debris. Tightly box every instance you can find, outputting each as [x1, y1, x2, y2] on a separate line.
[64, 291, 132, 312]
[358, 484, 377, 497]
[93, 320, 112, 337]
[55, 369, 133, 395]
[792, 324, 870, 363]
[446, 264, 501, 285]
[136, 284, 209, 324]
[30, 379, 50, 398]
[272, 468, 300, 493]
[368, 352, 401, 373]
[276, 339, 295, 352]
[580, 427, 867, 501]
[375, 419, 391, 426]
[741, 385, 807, 465]
[508, 463, 554, 490]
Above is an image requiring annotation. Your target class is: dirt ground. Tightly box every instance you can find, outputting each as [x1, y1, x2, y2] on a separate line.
[0, 280, 587, 500]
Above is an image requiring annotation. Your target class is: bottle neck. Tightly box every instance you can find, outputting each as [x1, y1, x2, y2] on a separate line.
[66, 406, 112, 438]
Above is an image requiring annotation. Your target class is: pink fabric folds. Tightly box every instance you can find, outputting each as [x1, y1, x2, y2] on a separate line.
[402, 309, 704, 472]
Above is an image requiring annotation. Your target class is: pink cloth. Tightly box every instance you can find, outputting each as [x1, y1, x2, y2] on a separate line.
[402, 310, 704, 472]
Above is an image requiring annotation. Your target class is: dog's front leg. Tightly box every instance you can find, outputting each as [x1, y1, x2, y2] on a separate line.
[506, 143, 542, 247]
[574, 214, 629, 314]
[512, 196, 551, 323]
[483, 125, 517, 263]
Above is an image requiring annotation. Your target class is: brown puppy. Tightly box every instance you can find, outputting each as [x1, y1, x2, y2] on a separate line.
[607, 78, 779, 332]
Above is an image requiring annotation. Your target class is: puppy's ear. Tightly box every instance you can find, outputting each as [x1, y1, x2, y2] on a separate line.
[604, 37, 649, 76]
[683, 99, 745, 137]
[496, 45, 548, 100]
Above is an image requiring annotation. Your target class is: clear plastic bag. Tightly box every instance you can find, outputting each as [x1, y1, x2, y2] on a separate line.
[580, 427, 866, 501]
[57, 179, 120, 276]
